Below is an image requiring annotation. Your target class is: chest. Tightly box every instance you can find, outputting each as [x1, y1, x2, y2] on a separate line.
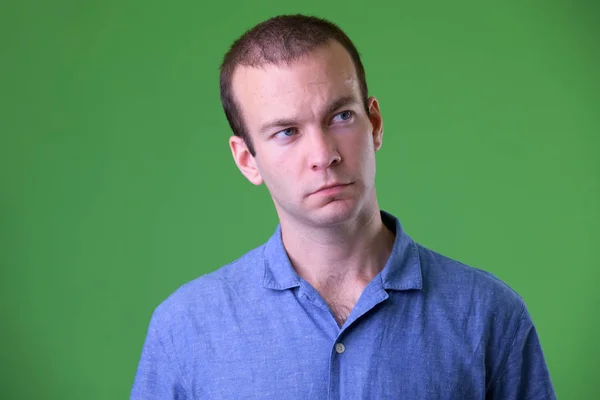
[183, 290, 487, 399]
[315, 281, 367, 327]
[319, 289, 360, 327]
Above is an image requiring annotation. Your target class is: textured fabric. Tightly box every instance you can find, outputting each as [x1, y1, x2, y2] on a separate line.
[131, 211, 556, 399]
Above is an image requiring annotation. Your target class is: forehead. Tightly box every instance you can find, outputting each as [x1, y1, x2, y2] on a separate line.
[231, 41, 361, 131]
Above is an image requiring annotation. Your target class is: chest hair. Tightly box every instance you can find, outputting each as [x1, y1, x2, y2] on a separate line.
[319, 285, 363, 327]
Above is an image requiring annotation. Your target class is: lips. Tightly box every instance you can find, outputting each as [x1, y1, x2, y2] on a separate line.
[311, 182, 351, 195]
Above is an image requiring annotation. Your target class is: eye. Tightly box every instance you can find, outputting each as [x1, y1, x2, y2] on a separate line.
[274, 127, 297, 139]
[332, 110, 353, 123]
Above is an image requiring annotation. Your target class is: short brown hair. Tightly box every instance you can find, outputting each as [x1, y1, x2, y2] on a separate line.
[219, 14, 369, 156]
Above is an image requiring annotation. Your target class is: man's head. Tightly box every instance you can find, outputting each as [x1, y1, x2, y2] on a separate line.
[220, 14, 370, 157]
[220, 15, 384, 228]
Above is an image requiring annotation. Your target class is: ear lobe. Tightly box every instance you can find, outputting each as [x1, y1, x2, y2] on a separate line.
[229, 135, 263, 185]
[367, 96, 384, 151]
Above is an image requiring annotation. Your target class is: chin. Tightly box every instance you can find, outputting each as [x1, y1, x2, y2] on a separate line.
[307, 198, 363, 227]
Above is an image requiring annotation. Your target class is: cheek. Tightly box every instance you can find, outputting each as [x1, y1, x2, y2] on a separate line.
[343, 130, 374, 163]
[352, 133, 377, 180]
[258, 154, 298, 192]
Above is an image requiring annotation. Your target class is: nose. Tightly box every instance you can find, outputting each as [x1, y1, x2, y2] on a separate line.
[307, 128, 342, 170]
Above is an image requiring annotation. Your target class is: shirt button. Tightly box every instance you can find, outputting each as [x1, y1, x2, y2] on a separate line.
[335, 343, 346, 354]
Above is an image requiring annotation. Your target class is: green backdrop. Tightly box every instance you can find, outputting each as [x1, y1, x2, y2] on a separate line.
[1, 0, 598, 398]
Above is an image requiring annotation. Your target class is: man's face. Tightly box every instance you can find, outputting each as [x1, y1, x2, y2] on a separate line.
[229, 40, 384, 228]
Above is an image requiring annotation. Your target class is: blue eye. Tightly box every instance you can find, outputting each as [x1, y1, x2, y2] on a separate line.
[333, 110, 353, 122]
[275, 128, 297, 138]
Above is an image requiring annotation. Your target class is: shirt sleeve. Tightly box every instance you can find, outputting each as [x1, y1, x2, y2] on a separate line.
[487, 306, 556, 400]
[130, 307, 188, 400]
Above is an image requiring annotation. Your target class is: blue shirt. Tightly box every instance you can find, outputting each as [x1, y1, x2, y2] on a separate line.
[131, 211, 556, 399]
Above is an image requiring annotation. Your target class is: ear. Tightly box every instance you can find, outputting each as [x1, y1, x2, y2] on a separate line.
[229, 135, 263, 185]
[367, 96, 384, 151]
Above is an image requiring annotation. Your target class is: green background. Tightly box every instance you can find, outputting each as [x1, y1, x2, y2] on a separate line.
[1, 0, 598, 398]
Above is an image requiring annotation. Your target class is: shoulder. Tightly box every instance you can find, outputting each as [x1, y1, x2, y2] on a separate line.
[150, 244, 266, 326]
[416, 242, 525, 316]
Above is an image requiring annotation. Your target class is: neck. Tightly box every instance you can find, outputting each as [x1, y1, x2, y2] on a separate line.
[280, 208, 396, 290]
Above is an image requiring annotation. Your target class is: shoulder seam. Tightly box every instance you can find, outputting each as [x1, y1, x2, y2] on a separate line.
[153, 309, 192, 396]
[486, 302, 527, 393]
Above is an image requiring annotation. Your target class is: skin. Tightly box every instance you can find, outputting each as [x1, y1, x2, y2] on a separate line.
[229, 40, 395, 326]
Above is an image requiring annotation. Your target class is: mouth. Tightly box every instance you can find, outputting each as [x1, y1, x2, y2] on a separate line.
[311, 182, 352, 196]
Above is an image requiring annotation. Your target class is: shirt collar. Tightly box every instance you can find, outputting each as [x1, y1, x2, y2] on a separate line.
[261, 210, 423, 291]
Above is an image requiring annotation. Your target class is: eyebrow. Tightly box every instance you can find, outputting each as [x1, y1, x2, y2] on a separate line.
[258, 95, 359, 135]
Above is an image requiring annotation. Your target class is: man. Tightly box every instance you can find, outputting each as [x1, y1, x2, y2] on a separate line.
[131, 14, 556, 399]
